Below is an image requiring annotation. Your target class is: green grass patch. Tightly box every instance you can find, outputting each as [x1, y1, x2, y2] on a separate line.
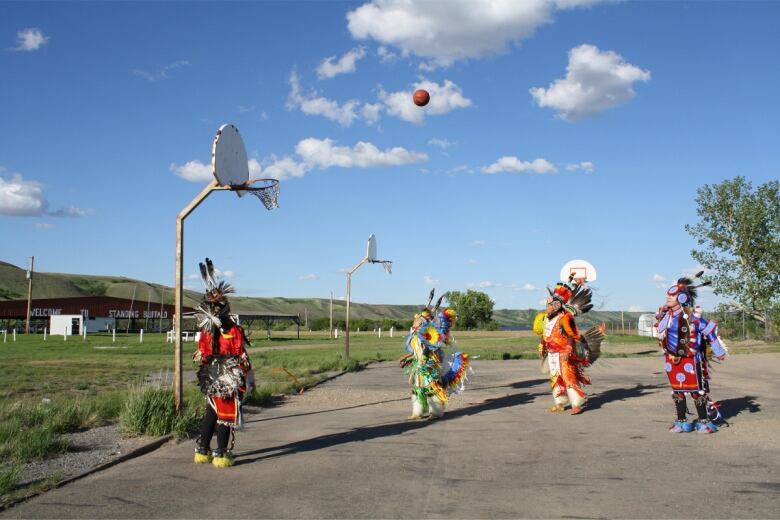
[0, 465, 20, 497]
[121, 385, 200, 438]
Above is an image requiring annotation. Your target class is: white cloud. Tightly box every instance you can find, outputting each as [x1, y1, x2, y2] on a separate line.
[377, 45, 397, 62]
[260, 111, 270, 121]
[295, 138, 428, 169]
[34, 223, 53, 230]
[469, 240, 486, 247]
[298, 274, 320, 281]
[11, 28, 48, 51]
[257, 156, 310, 181]
[169, 161, 213, 183]
[49, 206, 93, 217]
[379, 78, 471, 124]
[347, 0, 609, 68]
[424, 275, 439, 285]
[516, 283, 538, 291]
[628, 305, 645, 312]
[317, 47, 367, 79]
[428, 138, 455, 149]
[287, 70, 360, 127]
[0, 172, 89, 217]
[174, 138, 427, 184]
[132, 60, 190, 82]
[466, 259, 478, 264]
[530, 44, 650, 121]
[361, 103, 383, 124]
[564, 161, 594, 172]
[652, 273, 669, 289]
[482, 156, 557, 174]
[237, 105, 256, 113]
[216, 269, 235, 279]
[467, 280, 497, 289]
[0, 174, 47, 216]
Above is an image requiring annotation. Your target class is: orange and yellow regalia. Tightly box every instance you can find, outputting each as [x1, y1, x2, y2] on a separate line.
[534, 279, 604, 415]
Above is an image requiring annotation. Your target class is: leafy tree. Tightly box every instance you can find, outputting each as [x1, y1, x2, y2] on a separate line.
[685, 176, 780, 325]
[444, 290, 495, 329]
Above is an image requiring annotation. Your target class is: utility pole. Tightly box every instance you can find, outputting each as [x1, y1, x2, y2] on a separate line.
[329, 292, 333, 339]
[25, 256, 34, 334]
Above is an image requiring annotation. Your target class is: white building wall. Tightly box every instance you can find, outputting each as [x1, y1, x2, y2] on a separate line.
[50, 315, 83, 336]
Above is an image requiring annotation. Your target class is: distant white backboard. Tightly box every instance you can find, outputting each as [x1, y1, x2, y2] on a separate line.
[560, 259, 597, 283]
[366, 234, 377, 261]
[212, 124, 249, 187]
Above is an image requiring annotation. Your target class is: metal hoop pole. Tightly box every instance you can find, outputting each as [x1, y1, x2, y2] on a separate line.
[175, 179, 220, 414]
[344, 257, 367, 359]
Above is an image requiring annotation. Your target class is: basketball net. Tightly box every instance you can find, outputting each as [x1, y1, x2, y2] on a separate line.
[370, 260, 393, 274]
[237, 179, 280, 210]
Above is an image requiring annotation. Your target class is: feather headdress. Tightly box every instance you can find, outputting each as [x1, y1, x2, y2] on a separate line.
[667, 270, 711, 306]
[194, 258, 235, 329]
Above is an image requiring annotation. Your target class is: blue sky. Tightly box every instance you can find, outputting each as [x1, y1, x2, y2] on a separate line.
[1, 1, 778, 312]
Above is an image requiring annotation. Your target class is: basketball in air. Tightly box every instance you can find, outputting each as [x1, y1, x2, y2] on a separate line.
[413, 89, 430, 107]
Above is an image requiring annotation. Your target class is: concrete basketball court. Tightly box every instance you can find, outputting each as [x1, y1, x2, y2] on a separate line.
[3, 354, 779, 519]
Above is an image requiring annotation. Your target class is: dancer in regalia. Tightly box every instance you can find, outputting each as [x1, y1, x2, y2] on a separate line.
[399, 290, 470, 420]
[655, 272, 727, 433]
[534, 277, 604, 415]
[193, 258, 253, 467]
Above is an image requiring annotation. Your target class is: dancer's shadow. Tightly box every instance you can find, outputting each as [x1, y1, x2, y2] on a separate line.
[244, 398, 408, 424]
[470, 378, 548, 392]
[717, 395, 760, 419]
[586, 384, 666, 411]
[236, 391, 537, 466]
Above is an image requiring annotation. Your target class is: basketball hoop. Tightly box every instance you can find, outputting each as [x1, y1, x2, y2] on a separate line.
[229, 178, 280, 210]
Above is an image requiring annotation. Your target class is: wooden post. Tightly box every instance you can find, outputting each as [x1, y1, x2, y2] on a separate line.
[344, 257, 367, 359]
[175, 179, 219, 414]
[25, 256, 34, 334]
[329, 292, 333, 339]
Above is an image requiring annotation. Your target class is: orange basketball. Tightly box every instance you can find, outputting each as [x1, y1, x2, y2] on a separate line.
[413, 89, 430, 107]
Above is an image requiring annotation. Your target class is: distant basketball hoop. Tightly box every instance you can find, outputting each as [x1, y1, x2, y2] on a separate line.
[560, 259, 597, 285]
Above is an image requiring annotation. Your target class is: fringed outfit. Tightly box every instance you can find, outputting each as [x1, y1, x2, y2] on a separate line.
[535, 279, 604, 415]
[192, 258, 252, 467]
[400, 291, 470, 420]
[656, 272, 727, 434]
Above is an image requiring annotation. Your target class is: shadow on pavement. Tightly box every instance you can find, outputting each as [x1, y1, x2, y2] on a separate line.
[236, 391, 538, 465]
[245, 398, 408, 424]
[586, 384, 666, 411]
[718, 395, 760, 419]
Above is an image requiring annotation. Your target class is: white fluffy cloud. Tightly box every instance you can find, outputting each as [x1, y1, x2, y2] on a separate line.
[530, 44, 650, 121]
[173, 138, 427, 183]
[482, 156, 557, 174]
[424, 275, 439, 285]
[295, 138, 427, 169]
[0, 174, 47, 216]
[169, 160, 213, 183]
[11, 28, 48, 51]
[347, 0, 608, 68]
[0, 172, 89, 217]
[287, 71, 360, 127]
[379, 79, 471, 124]
[317, 47, 367, 79]
[565, 161, 594, 172]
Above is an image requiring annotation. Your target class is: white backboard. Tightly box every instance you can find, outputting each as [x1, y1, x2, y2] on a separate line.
[366, 234, 377, 261]
[560, 259, 597, 282]
[212, 124, 249, 187]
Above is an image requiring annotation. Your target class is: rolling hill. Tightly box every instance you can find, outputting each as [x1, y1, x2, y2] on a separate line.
[0, 260, 644, 328]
